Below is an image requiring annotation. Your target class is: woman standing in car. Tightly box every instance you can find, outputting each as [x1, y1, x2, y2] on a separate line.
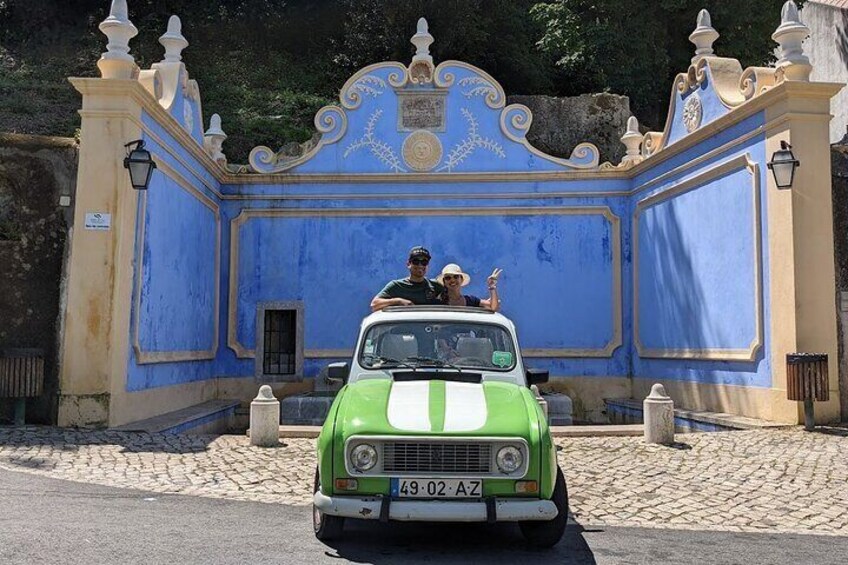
[436, 263, 501, 311]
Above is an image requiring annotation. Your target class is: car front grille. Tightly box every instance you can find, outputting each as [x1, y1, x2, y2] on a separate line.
[382, 441, 492, 475]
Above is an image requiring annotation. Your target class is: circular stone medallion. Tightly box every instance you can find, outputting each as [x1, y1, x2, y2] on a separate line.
[682, 93, 702, 133]
[403, 130, 442, 172]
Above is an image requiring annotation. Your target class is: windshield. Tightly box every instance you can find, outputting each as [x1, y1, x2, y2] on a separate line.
[359, 321, 517, 371]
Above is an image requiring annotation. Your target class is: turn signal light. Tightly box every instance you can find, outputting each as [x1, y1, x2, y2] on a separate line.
[515, 480, 538, 494]
[335, 479, 359, 491]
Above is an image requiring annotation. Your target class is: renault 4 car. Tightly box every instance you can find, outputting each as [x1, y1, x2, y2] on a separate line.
[312, 306, 568, 547]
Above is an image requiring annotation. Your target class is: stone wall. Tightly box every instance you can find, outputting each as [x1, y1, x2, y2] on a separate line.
[0, 133, 77, 425]
[805, 1, 848, 143]
[832, 143, 848, 422]
[507, 93, 631, 165]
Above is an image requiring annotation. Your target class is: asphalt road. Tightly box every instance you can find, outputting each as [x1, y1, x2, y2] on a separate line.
[1, 468, 846, 565]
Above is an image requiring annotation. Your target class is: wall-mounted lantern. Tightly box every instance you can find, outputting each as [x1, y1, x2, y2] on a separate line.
[767, 141, 800, 189]
[123, 140, 156, 190]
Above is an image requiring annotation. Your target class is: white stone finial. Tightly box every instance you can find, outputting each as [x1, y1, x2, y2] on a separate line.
[204, 114, 228, 166]
[772, 1, 811, 81]
[159, 15, 189, 63]
[411, 17, 434, 64]
[647, 383, 669, 399]
[97, 0, 139, 78]
[620, 116, 644, 165]
[689, 9, 719, 63]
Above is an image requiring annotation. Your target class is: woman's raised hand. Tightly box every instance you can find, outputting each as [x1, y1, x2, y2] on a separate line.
[487, 268, 502, 290]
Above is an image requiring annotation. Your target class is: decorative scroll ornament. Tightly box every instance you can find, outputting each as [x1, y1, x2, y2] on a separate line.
[403, 130, 443, 171]
[739, 67, 777, 100]
[437, 109, 504, 172]
[500, 105, 599, 169]
[459, 76, 504, 109]
[249, 105, 347, 173]
[409, 60, 434, 85]
[641, 132, 664, 158]
[682, 94, 702, 133]
[340, 63, 408, 110]
[344, 109, 406, 172]
[248, 17, 605, 173]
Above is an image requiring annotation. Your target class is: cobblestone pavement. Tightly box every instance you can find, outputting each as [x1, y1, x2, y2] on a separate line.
[1, 426, 847, 536]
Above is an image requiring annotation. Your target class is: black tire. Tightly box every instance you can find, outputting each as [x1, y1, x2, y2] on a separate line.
[519, 467, 568, 548]
[313, 467, 345, 541]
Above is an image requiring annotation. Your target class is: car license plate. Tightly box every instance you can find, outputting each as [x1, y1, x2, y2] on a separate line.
[391, 478, 482, 499]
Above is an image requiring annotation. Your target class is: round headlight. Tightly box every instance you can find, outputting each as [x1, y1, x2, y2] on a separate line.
[496, 446, 523, 474]
[350, 444, 378, 472]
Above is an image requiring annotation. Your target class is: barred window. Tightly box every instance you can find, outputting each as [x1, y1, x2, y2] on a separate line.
[263, 310, 296, 375]
[255, 302, 304, 382]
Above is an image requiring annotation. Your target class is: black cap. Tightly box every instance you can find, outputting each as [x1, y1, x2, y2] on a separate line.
[408, 246, 431, 260]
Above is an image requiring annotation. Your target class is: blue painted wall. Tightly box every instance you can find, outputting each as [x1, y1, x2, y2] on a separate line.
[125, 111, 221, 391]
[126, 58, 773, 399]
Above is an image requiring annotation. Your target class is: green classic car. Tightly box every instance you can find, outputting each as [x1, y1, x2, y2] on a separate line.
[313, 306, 568, 547]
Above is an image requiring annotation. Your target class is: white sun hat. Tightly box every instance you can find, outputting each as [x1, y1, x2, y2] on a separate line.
[436, 263, 471, 286]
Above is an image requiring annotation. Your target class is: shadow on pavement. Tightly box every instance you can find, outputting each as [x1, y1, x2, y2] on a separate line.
[813, 425, 848, 437]
[665, 442, 692, 450]
[0, 425, 224, 454]
[322, 519, 598, 564]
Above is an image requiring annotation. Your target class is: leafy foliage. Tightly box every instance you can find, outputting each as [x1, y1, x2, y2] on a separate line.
[531, 0, 801, 125]
[0, 0, 797, 162]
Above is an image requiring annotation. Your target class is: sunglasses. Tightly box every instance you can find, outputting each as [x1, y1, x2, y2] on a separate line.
[442, 274, 462, 281]
[410, 258, 429, 266]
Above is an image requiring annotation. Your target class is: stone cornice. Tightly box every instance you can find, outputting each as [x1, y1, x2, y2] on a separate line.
[69, 77, 229, 183]
[628, 80, 843, 177]
[69, 77, 843, 189]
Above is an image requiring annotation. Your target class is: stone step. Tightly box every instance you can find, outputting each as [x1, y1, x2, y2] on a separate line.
[605, 398, 793, 431]
[280, 392, 336, 426]
[111, 399, 240, 435]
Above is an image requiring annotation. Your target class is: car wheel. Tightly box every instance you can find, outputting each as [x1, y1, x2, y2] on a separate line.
[313, 467, 345, 541]
[519, 466, 568, 548]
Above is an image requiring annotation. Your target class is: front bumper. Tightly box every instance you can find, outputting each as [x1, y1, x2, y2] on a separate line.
[314, 491, 557, 522]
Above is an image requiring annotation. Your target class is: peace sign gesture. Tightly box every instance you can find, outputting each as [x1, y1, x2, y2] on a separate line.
[487, 268, 503, 290]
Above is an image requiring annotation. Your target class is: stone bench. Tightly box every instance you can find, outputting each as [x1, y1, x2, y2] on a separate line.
[111, 400, 240, 435]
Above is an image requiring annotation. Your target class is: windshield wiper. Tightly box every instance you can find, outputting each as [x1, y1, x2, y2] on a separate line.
[368, 356, 416, 371]
[405, 357, 464, 373]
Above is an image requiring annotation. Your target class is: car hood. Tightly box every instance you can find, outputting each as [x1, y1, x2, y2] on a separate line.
[336, 378, 538, 438]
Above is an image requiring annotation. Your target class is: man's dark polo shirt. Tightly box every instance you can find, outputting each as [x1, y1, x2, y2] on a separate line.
[377, 278, 444, 305]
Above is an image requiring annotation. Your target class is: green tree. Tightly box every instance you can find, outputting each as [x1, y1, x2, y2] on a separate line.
[531, 0, 800, 128]
[332, 0, 561, 96]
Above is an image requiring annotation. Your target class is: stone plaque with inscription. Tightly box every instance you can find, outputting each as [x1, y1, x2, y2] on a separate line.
[398, 92, 446, 131]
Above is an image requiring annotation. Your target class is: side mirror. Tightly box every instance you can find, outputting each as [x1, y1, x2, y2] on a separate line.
[526, 368, 549, 386]
[327, 362, 350, 384]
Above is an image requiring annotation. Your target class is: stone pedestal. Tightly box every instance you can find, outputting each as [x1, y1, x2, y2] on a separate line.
[643, 384, 674, 445]
[544, 392, 573, 426]
[250, 385, 280, 447]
